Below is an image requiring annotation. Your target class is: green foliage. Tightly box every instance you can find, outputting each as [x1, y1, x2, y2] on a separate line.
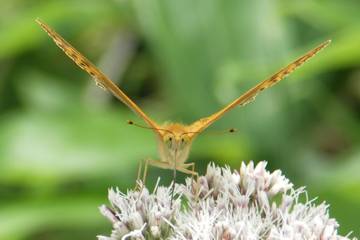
[0, 0, 359, 238]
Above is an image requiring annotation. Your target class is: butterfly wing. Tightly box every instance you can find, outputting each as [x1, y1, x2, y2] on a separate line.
[188, 40, 331, 137]
[36, 19, 162, 137]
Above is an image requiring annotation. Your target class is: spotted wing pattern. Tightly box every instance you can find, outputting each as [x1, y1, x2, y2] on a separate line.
[189, 40, 331, 137]
[36, 19, 162, 136]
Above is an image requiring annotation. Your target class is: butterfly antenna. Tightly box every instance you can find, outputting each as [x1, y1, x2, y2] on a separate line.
[209, 127, 237, 135]
[182, 128, 237, 137]
[214, 128, 237, 135]
[127, 120, 174, 135]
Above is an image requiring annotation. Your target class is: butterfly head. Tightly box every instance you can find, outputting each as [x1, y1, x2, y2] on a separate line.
[127, 120, 193, 152]
[162, 124, 192, 152]
[157, 123, 195, 164]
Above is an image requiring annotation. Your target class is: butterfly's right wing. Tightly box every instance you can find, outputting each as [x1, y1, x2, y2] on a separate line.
[36, 19, 162, 137]
[188, 40, 331, 138]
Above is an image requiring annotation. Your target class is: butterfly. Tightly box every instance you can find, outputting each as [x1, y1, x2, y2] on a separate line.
[36, 19, 330, 182]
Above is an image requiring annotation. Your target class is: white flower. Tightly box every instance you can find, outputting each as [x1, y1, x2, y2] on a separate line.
[97, 161, 356, 240]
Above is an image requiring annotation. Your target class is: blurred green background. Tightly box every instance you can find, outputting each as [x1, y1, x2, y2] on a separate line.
[0, 0, 359, 239]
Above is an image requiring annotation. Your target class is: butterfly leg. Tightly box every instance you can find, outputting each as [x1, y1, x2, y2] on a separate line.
[176, 164, 198, 177]
[134, 158, 154, 187]
[190, 162, 198, 183]
[146, 159, 198, 175]
[180, 162, 202, 200]
[144, 159, 198, 180]
[141, 159, 173, 184]
[142, 158, 150, 185]
[181, 162, 194, 169]
[134, 160, 143, 190]
[180, 162, 198, 180]
[181, 162, 196, 172]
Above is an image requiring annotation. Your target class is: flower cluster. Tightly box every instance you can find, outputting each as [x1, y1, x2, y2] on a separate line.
[97, 161, 355, 240]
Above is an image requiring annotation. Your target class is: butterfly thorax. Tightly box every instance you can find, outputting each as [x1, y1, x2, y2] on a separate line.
[157, 123, 194, 166]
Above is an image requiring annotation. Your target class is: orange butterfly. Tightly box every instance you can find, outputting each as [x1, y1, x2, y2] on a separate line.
[36, 19, 330, 181]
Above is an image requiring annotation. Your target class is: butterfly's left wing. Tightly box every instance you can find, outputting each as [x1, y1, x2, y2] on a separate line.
[36, 19, 163, 138]
[188, 40, 331, 137]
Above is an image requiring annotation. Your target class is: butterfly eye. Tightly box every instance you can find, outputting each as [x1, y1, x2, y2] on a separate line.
[165, 136, 173, 144]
